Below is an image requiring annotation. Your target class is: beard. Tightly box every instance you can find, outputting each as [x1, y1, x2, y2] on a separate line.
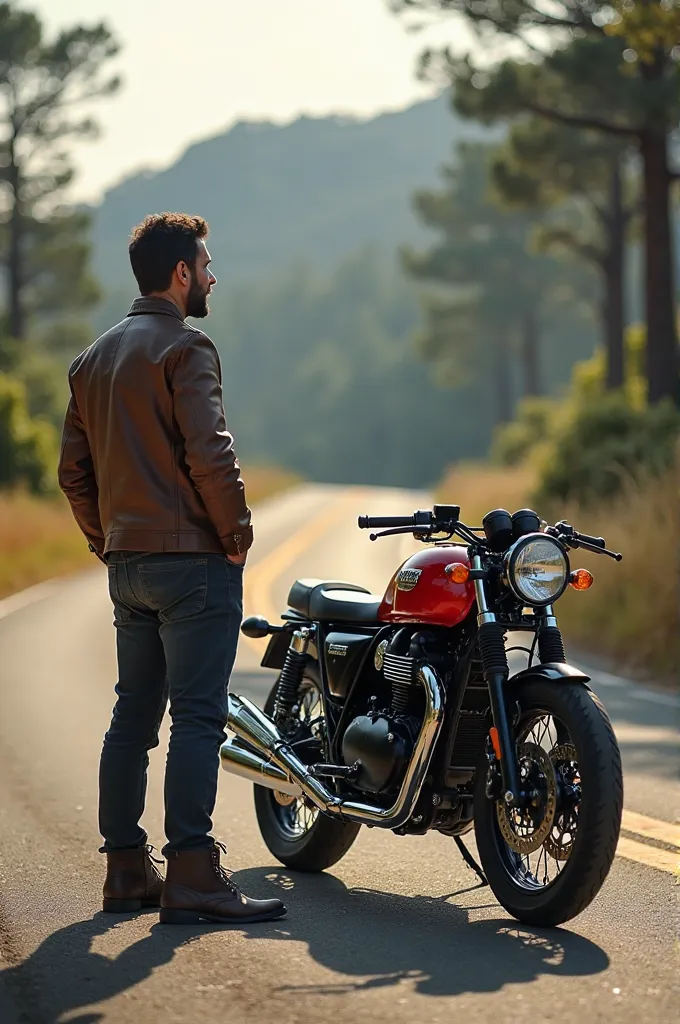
[185, 277, 210, 319]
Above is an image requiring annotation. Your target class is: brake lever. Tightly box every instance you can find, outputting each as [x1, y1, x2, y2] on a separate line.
[546, 523, 622, 561]
[577, 539, 623, 561]
[369, 526, 432, 542]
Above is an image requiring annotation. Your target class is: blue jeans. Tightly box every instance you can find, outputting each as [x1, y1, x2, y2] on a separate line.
[100, 552, 243, 855]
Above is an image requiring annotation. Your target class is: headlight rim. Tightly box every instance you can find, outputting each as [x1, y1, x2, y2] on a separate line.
[504, 533, 570, 607]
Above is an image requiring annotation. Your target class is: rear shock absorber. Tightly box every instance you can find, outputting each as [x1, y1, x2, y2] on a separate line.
[273, 626, 315, 722]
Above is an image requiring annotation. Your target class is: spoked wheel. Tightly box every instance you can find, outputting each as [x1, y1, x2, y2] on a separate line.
[254, 667, 361, 872]
[474, 679, 623, 926]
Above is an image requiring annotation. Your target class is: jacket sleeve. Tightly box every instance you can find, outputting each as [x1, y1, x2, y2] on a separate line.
[58, 384, 106, 560]
[169, 330, 253, 556]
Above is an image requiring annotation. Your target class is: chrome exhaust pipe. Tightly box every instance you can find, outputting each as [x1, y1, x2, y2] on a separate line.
[220, 738, 302, 797]
[222, 665, 445, 830]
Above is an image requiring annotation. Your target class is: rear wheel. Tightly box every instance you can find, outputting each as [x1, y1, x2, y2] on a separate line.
[474, 680, 623, 926]
[254, 667, 361, 871]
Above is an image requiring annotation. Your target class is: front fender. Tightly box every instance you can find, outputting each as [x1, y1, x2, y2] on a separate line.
[509, 661, 591, 685]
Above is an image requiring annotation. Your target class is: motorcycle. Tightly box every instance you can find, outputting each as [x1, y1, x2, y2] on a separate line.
[221, 503, 624, 926]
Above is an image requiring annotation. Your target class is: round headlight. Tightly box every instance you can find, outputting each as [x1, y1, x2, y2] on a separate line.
[504, 534, 569, 606]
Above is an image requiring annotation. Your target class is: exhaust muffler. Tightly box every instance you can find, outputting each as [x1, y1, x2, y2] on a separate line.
[220, 738, 302, 797]
[220, 665, 444, 830]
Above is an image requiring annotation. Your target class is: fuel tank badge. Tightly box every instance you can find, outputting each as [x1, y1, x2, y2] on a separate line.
[396, 568, 422, 592]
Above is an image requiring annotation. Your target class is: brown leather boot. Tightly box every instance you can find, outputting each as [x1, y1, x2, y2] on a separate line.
[160, 843, 286, 925]
[103, 845, 164, 913]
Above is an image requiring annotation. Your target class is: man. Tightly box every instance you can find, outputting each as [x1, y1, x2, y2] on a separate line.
[58, 212, 285, 925]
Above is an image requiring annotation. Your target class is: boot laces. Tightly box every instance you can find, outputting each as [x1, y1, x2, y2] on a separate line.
[211, 841, 238, 893]
[145, 844, 164, 865]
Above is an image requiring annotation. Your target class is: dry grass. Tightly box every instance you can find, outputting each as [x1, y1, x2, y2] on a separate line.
[556, 467, 679, 683]
[437, 460, 679, 684]
[437, 461, 537, 527]
[241, 464, 302, 506]
[0, 464, 300, 601]
[0, 492, 93, 599]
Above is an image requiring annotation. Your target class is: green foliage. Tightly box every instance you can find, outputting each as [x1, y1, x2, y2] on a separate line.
[570, 323, 647, 408]
[0, 373, 58, 494]
[536, 392, 680, 504]
[491, 397, 560, 466]
[496, 322, 679, 503]
[9, 343, 69, 425]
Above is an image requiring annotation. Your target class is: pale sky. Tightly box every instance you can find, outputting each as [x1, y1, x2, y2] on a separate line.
[31, 0, 472, 203]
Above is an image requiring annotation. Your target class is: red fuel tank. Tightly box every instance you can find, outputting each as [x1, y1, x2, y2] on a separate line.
[378, 545, 475, 628]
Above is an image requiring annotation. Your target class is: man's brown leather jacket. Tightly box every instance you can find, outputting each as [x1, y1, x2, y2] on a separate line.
[58, 296, 253, 559]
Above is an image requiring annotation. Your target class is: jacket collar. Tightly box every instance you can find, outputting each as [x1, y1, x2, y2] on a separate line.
[127, 296, 185, 321]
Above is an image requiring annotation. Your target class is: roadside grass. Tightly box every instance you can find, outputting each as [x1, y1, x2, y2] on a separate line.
[0, 464, 300, 601]
[556, 466, 679, 684]
[437, 461, 679, 685]
[437, 461, 536, 527]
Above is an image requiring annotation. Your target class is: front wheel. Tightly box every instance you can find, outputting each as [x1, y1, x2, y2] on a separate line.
[474, 680, 623, 927]
[254, 667, 361, 872]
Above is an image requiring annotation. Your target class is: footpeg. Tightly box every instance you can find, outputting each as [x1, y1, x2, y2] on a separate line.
[310, 761, 361, 779]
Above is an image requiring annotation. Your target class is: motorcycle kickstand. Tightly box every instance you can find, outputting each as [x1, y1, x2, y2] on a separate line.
[453, 836, 489, 888]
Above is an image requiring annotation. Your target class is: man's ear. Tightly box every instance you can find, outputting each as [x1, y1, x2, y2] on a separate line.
[177, 261, 189, 284]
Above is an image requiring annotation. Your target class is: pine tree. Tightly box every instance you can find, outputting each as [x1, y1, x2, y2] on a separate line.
[0, 1, 119, 342]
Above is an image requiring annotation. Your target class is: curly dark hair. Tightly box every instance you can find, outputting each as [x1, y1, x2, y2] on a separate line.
[128, 212, 209, 295]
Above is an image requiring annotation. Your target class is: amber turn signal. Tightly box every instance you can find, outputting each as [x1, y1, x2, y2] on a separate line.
[445, 562, 470, 584]
[570, 568, 594, 591]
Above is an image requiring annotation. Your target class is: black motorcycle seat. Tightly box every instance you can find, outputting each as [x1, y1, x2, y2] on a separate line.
[287, 578, 383, 623]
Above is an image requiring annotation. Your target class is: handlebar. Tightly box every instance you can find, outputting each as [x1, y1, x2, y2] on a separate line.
[358, 508, 622, 561]
[573, 531, 605, 549]
[358, 515, 417, 529]
[358, 505, 461, 532]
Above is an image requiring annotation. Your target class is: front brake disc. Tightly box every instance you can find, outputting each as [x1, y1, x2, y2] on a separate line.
[496, 742, 557, 855]
[545, 743, 580, 861]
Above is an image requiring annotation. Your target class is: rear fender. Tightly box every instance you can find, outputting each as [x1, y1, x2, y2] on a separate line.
[259, 608, 309, 670]
[260, 631, 290, 670]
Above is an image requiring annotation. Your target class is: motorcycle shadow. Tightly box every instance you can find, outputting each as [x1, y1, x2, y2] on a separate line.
[231, 865, 609, 998]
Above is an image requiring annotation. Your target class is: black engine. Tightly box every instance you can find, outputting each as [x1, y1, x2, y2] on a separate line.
[341, 712, 416, 793]
[340, 628, 430, 793]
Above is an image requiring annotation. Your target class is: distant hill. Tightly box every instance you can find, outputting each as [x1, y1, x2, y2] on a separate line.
[89, 95, 492, 294]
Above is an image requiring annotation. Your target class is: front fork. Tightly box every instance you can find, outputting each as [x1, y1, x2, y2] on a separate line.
[472, 555, 565, 808]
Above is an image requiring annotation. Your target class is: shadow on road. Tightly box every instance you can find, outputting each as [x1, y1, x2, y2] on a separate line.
[0, 911, 225, 1024]
[232, 866, 608, 998]
[0, 869, 608, 1021]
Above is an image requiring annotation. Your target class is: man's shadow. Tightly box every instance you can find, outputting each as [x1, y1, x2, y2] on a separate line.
[0, 868, 609, 1021]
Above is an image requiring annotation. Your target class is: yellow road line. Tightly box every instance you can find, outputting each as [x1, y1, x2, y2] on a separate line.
[616, 835, 680, 875]
[241, 488, 365, 654]
[621, 809, 680, 851]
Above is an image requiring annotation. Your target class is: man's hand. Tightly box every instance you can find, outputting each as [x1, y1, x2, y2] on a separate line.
[226, 552, 247, 566]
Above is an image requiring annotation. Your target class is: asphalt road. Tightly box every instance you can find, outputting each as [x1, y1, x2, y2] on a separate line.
[0, 483, 678, 1024]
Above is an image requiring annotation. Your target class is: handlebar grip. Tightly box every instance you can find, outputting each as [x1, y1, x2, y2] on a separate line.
[358, 515, 415, 529]
[577, 531, 606, 549]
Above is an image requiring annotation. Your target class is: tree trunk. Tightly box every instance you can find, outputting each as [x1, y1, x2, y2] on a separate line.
[7, 139, 25, 341]
[492, 333, 513, 425]
[521, 307, 540, 397]
[602, 157, 626, 391]
[639, 127, 679, 405]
